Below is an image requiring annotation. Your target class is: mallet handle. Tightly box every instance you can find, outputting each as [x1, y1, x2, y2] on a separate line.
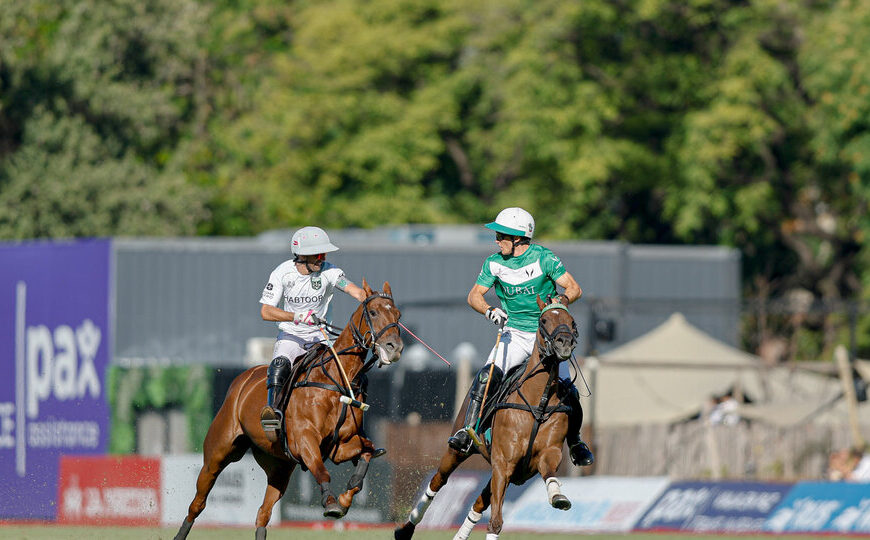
[318, 325, 370, 411]
[474, 323, 505, 431]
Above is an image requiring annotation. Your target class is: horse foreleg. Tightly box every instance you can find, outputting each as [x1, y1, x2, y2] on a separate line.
[537, 447, 571, 510]
[452, 479, 492, 540]
[295, 432, 343, 519]
[395, 448, 469, 540]
[337, 454, 369, 511]
[486, 469, 510, 539]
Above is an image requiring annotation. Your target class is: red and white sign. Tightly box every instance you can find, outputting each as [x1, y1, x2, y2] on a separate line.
[58, 455, 160, 526]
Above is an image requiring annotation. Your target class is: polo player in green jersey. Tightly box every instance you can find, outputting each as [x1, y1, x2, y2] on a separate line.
[447, 207, 594, 467]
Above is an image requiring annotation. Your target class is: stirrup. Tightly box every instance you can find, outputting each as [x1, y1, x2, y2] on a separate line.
[260, 407, 282, 443]
[447, 429, 473, 454]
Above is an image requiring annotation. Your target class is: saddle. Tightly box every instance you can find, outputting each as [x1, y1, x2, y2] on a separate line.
[471, 362, 529, 450]
[475, 362, 573, 456]
[271, 343, 369, 465]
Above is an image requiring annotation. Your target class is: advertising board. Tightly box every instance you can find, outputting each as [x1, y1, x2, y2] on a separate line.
[505, 476, 669, 533]
[161, 454, 280, 527]
[0, 239, 112, 519]
[635, 480, 793, 533]
[57, 455, 160, 526]
[765, 481, 870, 534]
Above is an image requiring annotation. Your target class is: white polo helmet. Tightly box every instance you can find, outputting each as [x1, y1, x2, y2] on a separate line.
[485, 207, 535, 239]
[291, 226, 339, 256]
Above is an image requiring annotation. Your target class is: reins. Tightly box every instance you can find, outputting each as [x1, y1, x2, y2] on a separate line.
[489, 306, 577, 470]
[290, 291, 401, 460]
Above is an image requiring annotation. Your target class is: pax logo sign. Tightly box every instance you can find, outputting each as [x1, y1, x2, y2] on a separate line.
[25, 319, 102, 416]
[0, 239, 112, 520]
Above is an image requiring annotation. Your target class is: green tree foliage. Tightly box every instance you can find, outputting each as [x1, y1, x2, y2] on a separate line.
[3, 0, 870, 357]
[0, 0, 210, 238]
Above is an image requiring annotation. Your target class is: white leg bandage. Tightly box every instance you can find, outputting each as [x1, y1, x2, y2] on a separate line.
[485, 533, 500, 540]
[452, 509, 482, 540]
[409, 487, 437, 525]
[546, 477, 562, 504]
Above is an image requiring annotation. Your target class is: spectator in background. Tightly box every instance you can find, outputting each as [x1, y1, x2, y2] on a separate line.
[709, 392, 740, 426]
[828, 447, 870, 481]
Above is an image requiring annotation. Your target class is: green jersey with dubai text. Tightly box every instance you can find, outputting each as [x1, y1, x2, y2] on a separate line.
[475, 244, 566, 332]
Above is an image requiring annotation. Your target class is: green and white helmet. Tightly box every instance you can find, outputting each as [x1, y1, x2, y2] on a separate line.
[291, 226, 339, 256]
[485, 207, 535, 239]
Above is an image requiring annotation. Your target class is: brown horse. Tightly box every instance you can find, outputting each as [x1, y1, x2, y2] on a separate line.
[395, 296, 578, 539]
[175, 280, 403, 540]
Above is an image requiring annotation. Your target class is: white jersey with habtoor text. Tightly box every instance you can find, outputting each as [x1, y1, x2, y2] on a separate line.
[259, 260, 349, 339]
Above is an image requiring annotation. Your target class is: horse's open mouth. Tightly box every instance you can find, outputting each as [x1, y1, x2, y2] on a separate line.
[376, 343, 401, 366]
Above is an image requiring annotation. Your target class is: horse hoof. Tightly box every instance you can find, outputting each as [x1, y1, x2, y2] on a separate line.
[323, 502, 344, 519]
[394, 521, 416, 539]
[551, 494, 572, 511]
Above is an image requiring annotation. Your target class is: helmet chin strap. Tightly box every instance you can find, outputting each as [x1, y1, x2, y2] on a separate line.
[502, 237, 527, 259]
[294, 255, 323, 274]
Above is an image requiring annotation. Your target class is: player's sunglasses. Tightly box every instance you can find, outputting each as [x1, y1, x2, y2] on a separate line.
[495, 232, 513, 241]
[311, 253, 326, 262]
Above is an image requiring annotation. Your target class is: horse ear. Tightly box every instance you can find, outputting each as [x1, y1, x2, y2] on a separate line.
[362, 278, 373, 296]
[536, 295, 546, 310]
[383, 281, 392, 296]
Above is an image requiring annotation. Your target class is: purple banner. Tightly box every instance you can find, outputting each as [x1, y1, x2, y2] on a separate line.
[0, 239, 112, 520]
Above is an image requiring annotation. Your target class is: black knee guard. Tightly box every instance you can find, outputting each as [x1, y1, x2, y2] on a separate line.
[266, 356, 292, 410]
[559, 378, 583, 443]
[448, 365, 504, 452]
[465, 364, 504, 429]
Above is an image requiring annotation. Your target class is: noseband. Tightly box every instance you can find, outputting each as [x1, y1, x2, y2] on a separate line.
[350, 292, 401, 350]
[537, 303, 578, 359]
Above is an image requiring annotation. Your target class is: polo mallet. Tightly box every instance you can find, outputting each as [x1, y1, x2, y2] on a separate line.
[314, 320, 370, 411]
[465, 320, 506, 448]
[398, 322, 451, 366]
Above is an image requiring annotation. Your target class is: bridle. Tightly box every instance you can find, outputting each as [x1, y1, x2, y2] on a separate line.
[350, 292, 401, 352]
[316, 291, 401, 368]
[536, 302, 578, 359]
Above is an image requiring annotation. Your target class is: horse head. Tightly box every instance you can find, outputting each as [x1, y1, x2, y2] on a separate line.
[535, 295, 578, 361]
[356, 279, 404, 366]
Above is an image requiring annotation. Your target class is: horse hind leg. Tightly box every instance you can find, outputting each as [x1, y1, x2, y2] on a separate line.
[452, 479, 492, 540]
[251, 447, 294, 539]
[395, 448, 470, 540]
[175, 434, 250, 539]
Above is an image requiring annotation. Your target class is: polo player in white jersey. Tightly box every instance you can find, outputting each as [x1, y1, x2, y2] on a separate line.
[258, 226, 368, 442]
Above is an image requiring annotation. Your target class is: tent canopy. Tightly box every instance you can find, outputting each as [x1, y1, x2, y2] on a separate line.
[582, 313, 842, 427]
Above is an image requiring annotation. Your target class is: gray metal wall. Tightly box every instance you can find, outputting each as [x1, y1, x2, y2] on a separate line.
[113, 232, 740, 368]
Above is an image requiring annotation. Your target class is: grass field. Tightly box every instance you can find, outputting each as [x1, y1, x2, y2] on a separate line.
[0, 526, 853, 540]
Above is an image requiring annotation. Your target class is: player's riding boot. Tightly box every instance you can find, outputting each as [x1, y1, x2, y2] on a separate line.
[448, 364, 504, 454]
[562, 378, 594, 466]
[260, 356, 291, 443]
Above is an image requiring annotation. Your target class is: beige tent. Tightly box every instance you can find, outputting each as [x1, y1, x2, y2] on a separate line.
[581, 313, 842, 427]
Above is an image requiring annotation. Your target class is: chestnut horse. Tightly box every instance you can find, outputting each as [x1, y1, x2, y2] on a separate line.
[395, 296, 578, 539]
[175, 280, 403, 540]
